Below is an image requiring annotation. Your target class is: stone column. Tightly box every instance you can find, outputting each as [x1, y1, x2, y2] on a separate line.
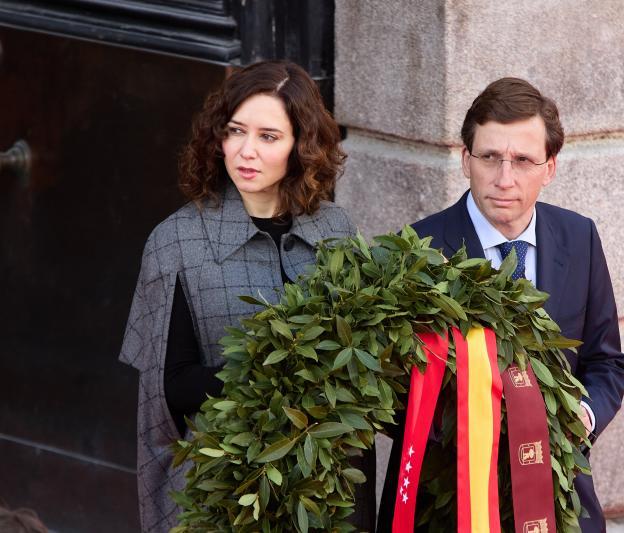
[335, 0, 624, 519]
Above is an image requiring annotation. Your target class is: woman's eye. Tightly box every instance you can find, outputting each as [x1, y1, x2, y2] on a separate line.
[261, 134, 277, 142]
[228, 126, 244, 135]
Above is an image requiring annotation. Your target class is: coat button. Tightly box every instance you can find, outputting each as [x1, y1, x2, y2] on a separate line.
[283, 236, 295, 251]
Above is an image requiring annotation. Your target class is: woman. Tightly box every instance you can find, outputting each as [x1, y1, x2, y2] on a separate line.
[119, 61, 374, 532]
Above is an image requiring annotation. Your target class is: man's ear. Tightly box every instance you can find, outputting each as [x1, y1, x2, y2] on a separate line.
[461, 146, 471, 179]
[543, 155, 557, 186]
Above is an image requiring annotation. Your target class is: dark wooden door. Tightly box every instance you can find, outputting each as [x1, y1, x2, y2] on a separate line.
[0, 26, 226, 532]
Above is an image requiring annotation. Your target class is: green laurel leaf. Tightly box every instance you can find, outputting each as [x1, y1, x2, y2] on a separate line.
[283, 406, 308, 430]
[254, 438, 296, 463]
[308, 422, 353, 439]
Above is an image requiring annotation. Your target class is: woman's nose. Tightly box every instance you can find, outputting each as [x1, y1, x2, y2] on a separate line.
[240, 136, 257, 159]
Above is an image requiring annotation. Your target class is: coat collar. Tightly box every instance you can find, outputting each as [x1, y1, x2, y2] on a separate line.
[199, 183, 259, 264]
[199, 182, 326, 264]
[288, 208, 325, 248]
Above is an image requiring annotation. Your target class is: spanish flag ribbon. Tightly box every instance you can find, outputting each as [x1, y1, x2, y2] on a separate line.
[454, 326, 502, 533]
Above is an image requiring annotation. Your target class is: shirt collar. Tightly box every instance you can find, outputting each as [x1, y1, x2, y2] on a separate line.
[466, 190, 537, 249]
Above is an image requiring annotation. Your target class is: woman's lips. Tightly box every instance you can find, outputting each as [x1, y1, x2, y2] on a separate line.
[237, 166, 259, 179]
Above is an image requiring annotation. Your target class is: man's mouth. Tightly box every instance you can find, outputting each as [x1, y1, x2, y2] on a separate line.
[489, 197, 516, 206]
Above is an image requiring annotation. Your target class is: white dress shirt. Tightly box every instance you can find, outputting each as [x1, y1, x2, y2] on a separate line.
[466, 191, 537, 284]
[465, 191, 595, 431]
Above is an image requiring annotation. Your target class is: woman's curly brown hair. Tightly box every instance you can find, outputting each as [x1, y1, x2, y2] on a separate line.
[178, 60, 346, 216]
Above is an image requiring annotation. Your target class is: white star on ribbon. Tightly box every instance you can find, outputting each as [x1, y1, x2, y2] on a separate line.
[403, 476, 410, 488]
[402, 492, 408, 504]
[399, 485, 404, 496]
[408, 445, 414, 457]
[405, 461, 412, 473]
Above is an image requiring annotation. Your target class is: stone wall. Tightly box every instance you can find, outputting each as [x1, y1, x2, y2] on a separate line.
[334, 0, 624, 519]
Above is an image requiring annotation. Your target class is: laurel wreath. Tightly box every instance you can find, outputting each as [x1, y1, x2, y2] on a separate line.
[171, 226, 590, 533]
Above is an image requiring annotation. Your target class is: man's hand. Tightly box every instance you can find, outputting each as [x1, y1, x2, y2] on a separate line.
[579, 404, 592, 438]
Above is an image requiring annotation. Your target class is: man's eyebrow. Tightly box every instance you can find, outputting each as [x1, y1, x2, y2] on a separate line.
[229, 119, 284, 134]
[476, 148, 538, 157]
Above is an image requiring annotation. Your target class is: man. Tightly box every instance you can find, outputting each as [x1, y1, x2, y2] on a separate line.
[378, 78, 624, 532]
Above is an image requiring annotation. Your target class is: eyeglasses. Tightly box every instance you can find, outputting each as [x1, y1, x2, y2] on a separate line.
[469, 152, 550, 175]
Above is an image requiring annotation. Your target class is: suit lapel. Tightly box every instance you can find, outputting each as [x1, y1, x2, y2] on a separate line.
[535, 204, 569, 319]
[443, 191, 486, 259]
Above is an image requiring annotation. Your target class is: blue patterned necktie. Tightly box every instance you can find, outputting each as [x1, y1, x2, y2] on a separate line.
[497, 240, 529, 280]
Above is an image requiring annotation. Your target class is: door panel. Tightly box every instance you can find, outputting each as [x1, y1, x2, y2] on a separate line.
[0, 26, 226, 532]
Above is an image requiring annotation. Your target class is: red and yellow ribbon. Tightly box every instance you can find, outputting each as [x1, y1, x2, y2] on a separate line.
[454, 326, 502, 533]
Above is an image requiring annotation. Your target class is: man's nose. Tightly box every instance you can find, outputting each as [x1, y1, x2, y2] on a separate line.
[494, 159, 515, 188]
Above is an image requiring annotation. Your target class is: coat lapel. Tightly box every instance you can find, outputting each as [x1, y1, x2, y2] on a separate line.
[535, 203, 569, 319]
[443, 191, 486, 259]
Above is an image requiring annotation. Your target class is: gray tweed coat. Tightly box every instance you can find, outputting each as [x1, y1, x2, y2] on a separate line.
[119, 185, 374, 532]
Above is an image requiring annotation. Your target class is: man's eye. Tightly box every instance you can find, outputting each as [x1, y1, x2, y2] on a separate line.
[480, 154, 495, 161]
[515, 156, 530, 163]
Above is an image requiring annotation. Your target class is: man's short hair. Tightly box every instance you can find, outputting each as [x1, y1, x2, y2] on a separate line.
[461, 77, 564, 157]
[0, 503, 47, 533]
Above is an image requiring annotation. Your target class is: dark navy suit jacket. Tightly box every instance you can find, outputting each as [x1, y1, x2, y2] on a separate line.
[377, 191, 624, 533]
